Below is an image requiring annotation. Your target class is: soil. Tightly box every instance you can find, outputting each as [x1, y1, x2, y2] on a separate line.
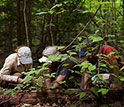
[1, 89, 124, 107]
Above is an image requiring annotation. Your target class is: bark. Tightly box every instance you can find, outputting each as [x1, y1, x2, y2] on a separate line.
[16, 0, 22, 46]
[46, 0, 55, 46]
[46, 14, 51, 45]
[0, 89, 124, 106]
[40, 15, 45, 44]
[122, 0, 124, 36]
[28, 0, 32, 47]
[49, 14, 54, 46]
[111, 0, 114, 35]
[0, 89, 77, 105]
[24, 0, 29, 46]
[102, 0, 108, 38]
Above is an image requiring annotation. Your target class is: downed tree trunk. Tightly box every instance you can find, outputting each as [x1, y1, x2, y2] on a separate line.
[0, 88, 124, 106]
[0, 89, 80, 105]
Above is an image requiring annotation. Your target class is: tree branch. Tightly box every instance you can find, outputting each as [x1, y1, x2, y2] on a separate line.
[63, 0, 104, 52]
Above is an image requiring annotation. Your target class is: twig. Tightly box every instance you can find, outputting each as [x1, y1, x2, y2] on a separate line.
[62, 0, 104, 52]
[0, 97, 12, 105]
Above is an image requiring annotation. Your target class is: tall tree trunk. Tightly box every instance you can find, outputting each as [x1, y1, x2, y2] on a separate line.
[28, 0, 32, 47]
[111, 0, 114, 35]
[54, 14, 59, 44]
[40, 15, 45, 44]
[102, 0, 108, 38]
[17, 0, 22, 46]
[6, 22, 13, 52]
[122, 0, 124, 36]
[48, 0, 55, 46]
[24, 0, 29, 47]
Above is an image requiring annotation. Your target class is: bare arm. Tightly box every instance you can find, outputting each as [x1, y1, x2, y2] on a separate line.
[52, 75, 66, 89]
[83, 73, 88, 89]
[45, 69, 52, 88]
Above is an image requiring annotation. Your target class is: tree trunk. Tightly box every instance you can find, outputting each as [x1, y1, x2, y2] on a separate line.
[24, 0, 29, 46]
[102, 0, 108, 38]
[122, 0, 124, 36]
[28, 0, 32, 47]
[0, 89, 124, 106]
[16, 0, 22, 46]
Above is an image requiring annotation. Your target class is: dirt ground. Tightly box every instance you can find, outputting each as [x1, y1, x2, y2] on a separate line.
[1, 90, 124, 107]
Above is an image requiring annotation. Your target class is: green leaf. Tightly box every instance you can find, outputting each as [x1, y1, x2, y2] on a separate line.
[57, 99, 62, 104]
[99, 63, 107, 67]
[58, 81, 66, 84]
[69, 76, 74, 80]
[35, 76, 43, 83]
[48, 10, 55, 14]
[120, 40, 124, 43]
[48, 55, 59, 61]
[14, 84, 23, 90]
[88, 65, 96, 71]
[51, 72, 56, 77]
[70, 104, 77, 107]
[106, 52, 115, 58]
[98, 88, 109, 95]
[44, 74, 50, 77]
[108, 34, 115, 37]
[22, 75, 32, 83]
[4, 89, 12, 95]
[120, 77, 124, 81]
[79, 92, 86, 98]
[120, 66, 124, 71]
[56, 46, 65, 50]
[50, 3, 63, 10]
[91, 87, 99, 97]
[89, 36, 103, 42]
[64, 90, 73, 94]
[29, 86, 36, 90]
[69, 52, 77, 56]
[95, 29, 99, 34]
[78, 37, 82, 41]
[35, 70, 41, 75]
[36, 11, 48, 15]
[11, 90, 16, 95]
[63, 64, 69, 67]
[39, 0, 43, 2]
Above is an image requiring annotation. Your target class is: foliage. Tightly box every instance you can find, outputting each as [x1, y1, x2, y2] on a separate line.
[1, 0, 124, 106]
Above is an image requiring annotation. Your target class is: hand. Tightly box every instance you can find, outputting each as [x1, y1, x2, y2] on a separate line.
[17, 77, 23, 84]
[13, 73, 22, 77]
[110, 84, 117, 89]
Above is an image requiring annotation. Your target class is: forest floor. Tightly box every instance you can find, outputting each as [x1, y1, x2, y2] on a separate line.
[1, 88, 124, 107]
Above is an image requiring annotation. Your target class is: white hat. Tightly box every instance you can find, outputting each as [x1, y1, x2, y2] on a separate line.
[18, 46, 33, 64]
[39, 46, 59, 63]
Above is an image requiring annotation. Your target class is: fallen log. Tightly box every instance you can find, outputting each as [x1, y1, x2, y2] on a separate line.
[0, 88, 124, 106]
[0, 89, 79, 105]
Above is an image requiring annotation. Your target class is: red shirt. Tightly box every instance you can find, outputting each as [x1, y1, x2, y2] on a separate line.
[98, 45, 124, 68]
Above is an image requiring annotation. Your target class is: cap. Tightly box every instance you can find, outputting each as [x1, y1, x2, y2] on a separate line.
[39, 56, 52, 63]
[78, 39, 94, 57]
[18, 46, 33, 64]
[39, 46, 60, 63]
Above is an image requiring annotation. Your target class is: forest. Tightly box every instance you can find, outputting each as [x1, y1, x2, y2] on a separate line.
[0, 0, 124, 107]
